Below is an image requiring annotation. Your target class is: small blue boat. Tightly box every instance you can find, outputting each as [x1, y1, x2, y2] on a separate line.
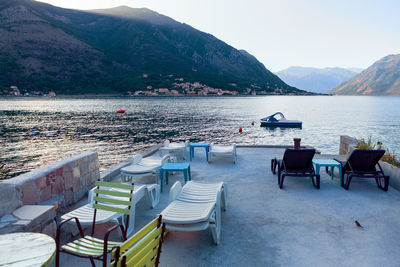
[260, 112, 302, 128]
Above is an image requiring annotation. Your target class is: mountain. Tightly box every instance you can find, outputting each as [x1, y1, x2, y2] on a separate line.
[0, 0, 306, 95]
[329, 54, 400, 96]
[276, 66, 360, 94]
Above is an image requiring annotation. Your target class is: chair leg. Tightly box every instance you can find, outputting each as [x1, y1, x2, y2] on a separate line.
[279, 174, 285, 189]
[376, 176, 389, 191]
[325, 166, 330, 175]
[312, 174, 320, 189]
[271, 158, 277, 174]
[344, 174, 352, 190]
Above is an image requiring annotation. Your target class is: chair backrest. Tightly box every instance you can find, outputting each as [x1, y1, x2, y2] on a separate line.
[131, 154, 142, 164]
[92, 181, 135, 235]
[345, 149, 385, 172]
[111, 215, 165, 267]
[282, 149, 315, 170]
[163, 140, 170, 147]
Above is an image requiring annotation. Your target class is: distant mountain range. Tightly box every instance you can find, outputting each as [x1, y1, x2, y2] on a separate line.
[276, 66, 362, 94]
[0, 0, 307, 95]
[329, 54, 400, 96]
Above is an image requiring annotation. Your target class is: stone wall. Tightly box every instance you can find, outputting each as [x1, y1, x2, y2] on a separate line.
[0, 152, 100, 218]
[339, 135, 358, 155]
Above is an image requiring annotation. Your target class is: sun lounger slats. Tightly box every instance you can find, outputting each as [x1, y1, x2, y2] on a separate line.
[160, 181, 227, 244]
[162, 201, 215, 224]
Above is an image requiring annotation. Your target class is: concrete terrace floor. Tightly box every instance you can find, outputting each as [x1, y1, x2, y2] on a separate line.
[56, 147, 400, 267]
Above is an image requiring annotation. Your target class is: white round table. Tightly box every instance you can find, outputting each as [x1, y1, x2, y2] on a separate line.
[0, 232, 56, 267]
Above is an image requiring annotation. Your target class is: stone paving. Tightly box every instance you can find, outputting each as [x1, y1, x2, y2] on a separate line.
[55, 147, 400, 267]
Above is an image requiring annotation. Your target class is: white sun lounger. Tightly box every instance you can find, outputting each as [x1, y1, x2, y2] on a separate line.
[160, 181, 227, 245]
[208, 143, 237, 164]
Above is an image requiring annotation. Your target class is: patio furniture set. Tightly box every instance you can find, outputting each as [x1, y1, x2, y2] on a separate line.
[54, 140, 235, 266]
[271, 148, 390, 191]
[4, 142, 389, 267]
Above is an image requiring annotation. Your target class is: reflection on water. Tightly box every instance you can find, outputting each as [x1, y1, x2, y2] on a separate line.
[1, 96, 399, 178]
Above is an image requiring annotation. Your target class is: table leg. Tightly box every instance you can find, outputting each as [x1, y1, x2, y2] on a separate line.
[314, 164, 320, 175]
[160, 170, 164, 192]
[188, 166, 192, 181]
[183, 170, 188, 184]
[330, 166, 334, 180]
[166, 171, 169, 185]
[339, 166, 343, 186]
[190, 147, 194, 161]
[206, 146, 209, 161]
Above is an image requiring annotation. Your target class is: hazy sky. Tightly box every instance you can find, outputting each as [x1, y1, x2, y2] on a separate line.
[38, 0, 400, 72]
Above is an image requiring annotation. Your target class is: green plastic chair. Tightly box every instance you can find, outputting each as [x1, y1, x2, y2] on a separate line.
[56, 214, 165, 267]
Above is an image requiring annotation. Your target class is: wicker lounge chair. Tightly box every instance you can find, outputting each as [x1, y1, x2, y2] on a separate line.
[208, 143, 237, 164]
[271, 148, 319, 189]
[160, 181, 227, 245]
[56, 215, 165, 267]
[334, 149, 389, 191]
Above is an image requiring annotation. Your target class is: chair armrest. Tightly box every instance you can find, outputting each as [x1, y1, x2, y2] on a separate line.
[333, 158, 345, 167]
[88, 187, 96, 204]
[102, 224, 126, 264]
[169, 181, 183, 203]
[57, 216, 85, 239]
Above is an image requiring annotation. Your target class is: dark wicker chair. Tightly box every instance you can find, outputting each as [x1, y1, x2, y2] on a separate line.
[271, 149, 319, 189]
[334, 149, 389, 191]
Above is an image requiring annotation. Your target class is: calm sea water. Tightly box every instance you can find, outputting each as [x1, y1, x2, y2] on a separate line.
[1, 96, 399, 178]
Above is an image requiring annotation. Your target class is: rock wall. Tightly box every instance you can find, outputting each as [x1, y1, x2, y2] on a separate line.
[0, 152, 100, 217]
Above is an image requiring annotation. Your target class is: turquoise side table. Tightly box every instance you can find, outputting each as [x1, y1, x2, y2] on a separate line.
[190, 143, 209, 161]
[160, 162, 191, 192]
[312, 159, 342, 184]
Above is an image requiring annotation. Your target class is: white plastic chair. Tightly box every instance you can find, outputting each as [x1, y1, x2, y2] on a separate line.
[160, 181, 227, 245]
[159, 140, 189, 160]
[120, 154, 170, 185]
[208, 143, 237, 164]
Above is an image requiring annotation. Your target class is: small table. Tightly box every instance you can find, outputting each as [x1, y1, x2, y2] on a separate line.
[190, 143, 210, 161]
[0, 232, 56, 267]
[312, 159, 343, 184]
[160, 162, 191, 192]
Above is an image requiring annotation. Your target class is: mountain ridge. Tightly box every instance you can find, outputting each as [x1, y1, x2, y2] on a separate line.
[0, 0, 308, 95]
[329, 54, 400, 96]
[276, 66, 361, 93]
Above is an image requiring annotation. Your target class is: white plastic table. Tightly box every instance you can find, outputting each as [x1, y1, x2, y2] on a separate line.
[0, 232, 56, 267]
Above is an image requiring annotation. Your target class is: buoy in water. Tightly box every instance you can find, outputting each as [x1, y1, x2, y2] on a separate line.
[117, 109, 125, 113]
[239, 127, 242, 133]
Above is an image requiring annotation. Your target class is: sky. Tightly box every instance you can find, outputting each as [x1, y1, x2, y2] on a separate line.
[38, 0, 400, 72]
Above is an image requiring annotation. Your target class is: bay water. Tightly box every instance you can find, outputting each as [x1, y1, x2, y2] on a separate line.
[1, 96, 399, 178]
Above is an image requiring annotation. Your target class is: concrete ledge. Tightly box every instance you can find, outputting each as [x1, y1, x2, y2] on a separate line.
[0, 205, 56, 237]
